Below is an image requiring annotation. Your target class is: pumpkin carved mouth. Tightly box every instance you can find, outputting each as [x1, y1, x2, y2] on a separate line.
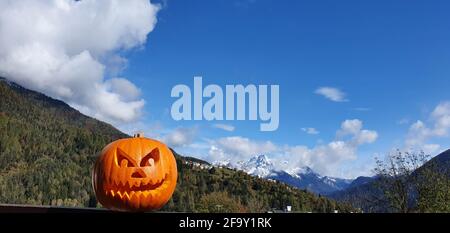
[105, 174, 170, 199]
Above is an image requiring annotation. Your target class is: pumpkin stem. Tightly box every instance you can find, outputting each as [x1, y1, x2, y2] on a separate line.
[133, 132, 144, 138]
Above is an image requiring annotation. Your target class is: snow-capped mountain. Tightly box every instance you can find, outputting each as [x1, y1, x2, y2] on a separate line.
[214, 154, 353, 195]
[213, 155, 275, 177]
[285, 166, 317, 178]
[239, 154, 275, 178]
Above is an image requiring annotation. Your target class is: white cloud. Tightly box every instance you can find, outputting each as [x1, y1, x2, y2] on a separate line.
[207, 136, 277, 163]
[206, 119, 377, 178]
[406, 120, 430, 147]
[0, 0, 160, 123]
[305, 141, 357, 175]
[422, 144, 441, 155]
[355, 130, 378, 144]
[337, 119, 378, 145]
[162, 127, 198, 148]
[301, 127, 320, 135]
[338, 119, 363, 136]
[105, 78, 142, 102]
[315, 87, 348, 102]
[212, 123, 235, 132]
[405, 101, 450, 153]
[431, 101, 450, 136]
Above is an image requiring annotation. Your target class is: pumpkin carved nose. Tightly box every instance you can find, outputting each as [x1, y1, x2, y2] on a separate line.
[131, 169, 146, 178]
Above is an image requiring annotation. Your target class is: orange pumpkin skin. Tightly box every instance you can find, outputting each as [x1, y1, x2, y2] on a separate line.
[93, 135, 177, 212]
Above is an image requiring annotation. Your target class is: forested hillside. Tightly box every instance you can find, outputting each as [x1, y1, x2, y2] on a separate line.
[0, 77, 353, 212]
[331, 150, 450, 213]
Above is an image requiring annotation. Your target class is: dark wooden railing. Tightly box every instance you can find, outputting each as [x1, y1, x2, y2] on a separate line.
[0, 204, 108, 213]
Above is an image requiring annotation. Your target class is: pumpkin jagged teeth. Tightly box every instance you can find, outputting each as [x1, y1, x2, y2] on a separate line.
[110, 190, 115, 197]
[138, 192, 146, 208]
[147, 192, 153, 203]
[120, 173, 127, 186]
[155, 189, 162, 199]
[131, 192, 140, 208]
[145, 191, 153, 200]
[131, 180, 137, 187]
[120, 178, 127, 187]
[123, 191, 131, 200]
[116, 176, 122, 186]
[117, 191, 124, 200]
[148, 179, 153, 186]
[141, 190, 148, 199]
[135, 179, 141, 187]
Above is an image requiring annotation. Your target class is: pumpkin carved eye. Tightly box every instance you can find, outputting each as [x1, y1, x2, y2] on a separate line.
[116, 148, 136, 167]
[140, 148, 160, 167]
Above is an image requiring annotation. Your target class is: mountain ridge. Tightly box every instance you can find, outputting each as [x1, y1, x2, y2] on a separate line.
[215, 154, 353, 195]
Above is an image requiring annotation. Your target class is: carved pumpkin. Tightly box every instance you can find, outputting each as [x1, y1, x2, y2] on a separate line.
[92, 134, 177, 212]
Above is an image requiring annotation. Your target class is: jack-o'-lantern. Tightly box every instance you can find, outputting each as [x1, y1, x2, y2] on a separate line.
[92, 133, 177, 212]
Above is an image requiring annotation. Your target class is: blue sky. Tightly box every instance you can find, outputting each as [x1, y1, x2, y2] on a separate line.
[2, 0, 450, 178]
[115, 0, 450, 177]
